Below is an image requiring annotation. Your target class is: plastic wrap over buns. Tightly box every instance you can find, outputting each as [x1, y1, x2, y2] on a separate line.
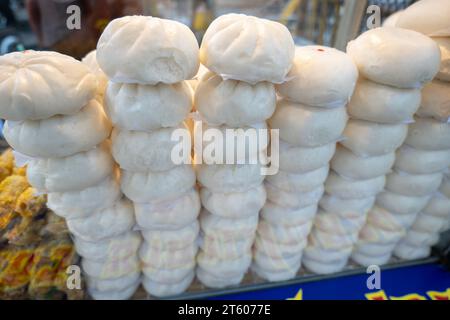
[395, 0, 450, 37]
[347, 27, 441, 88]
[200, 14, 295, 84]
[347, 79, 421, 124]
[97, 16, 199, 84]
[105, 81, 192, 131]
[276, 45, 358, 108]
[195, 72, 276, 126]
[27, 141, 114, 192]
[4, 100, 112, 158]
[0, 50, 97, 120]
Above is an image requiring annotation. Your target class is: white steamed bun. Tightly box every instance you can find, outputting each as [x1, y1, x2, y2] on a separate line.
[405, 117, 450, 151]
[268, 100, 347, 147]
[26, 141, 114, 192]
[347, 78, 421, 123]
[105, 81, 192, 131]
[276, 45, 358, 108]
[417, 80, 450, 122]
[346, 27, 440, 88]
[200, 13, 295, 84]
[195, 71, 276, 126]
[3, 100, 111, 158]
[97, 16, 199, 84]
[0, 50, 96, 120]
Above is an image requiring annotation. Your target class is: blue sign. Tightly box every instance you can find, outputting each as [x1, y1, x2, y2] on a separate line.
[210, 263, 450, 300]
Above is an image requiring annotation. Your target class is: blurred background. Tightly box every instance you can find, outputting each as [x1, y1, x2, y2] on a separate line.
[0, 0, 417, 58]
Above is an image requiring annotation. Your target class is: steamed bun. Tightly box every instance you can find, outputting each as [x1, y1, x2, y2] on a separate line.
[0, 50, 96, 120]
[278, 140, 336, 174]
[67, 198, 135, 242]
[75, 231, 141, 262]
[195, 72, 276, 126]
[395, 0, 450, 37]
[47, 170, 121, 219]
[417, 80, 450, 122]
[4, 100, 111, 158]
[331, 146, 395, 180]
[134, 188, 200, 230]
[97, 16, 199, 84]
[268, 100, 348, 147]
[112, 125, 187, 172]
[266, 166, 329, 193]
[276, 45, 358, 108]
[376, 191, 431, 215]
[394, 145, 450, 174]
[385, 171, 443, 197]
[325, 171, 386, 199]
[347, 79, 421, 124]
[105, 81, 193, 131]
[200, 14, 295, 84]
[200, 184, 266, 218]
[405, 117, 450, 151]
[346, 27, 440, 88]
[121, 166, 196, 203]
[341, 120, 408, 157]
[27, 141, 114, 192]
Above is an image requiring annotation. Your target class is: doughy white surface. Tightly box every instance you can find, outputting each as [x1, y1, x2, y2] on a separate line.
[268, 100, 347, 147]
[112, 125, 187, 172]
[319, 194, 375, 218]
[394, 145, 450, 174]
[276, 45, 357, 108]
[347, 78, 421, 124]
[134, 188, 200, 230]
[195, 72, 276, 126]
[105, 81, 193, 131]
[196, 163, 265, 193]
[405, 117, 450, 151]
[395, 0, 450, 37]
[325, 171, 386, 200]
[48, 170, 121, 219]
[141, 221, 199, 251]
[27, 141, 114, 192]
[331, 145, 395, 180]
[200, 184, 266, 218]
[200, 13, 295, 84]
[82, 255, 141, 280]
[260, 202, 318, 227]
[142, 272, 194, 298]
[266, 166, 329, 193]
[341, 119, 408, 157]
[121, 165, 196, 203]
[0, 50, 96, 120]
[74, 231, 141, 262]
[97, 16, 199, 84]
[376, 191, 431, 215]
[4, 100, 111, 158]
[278, 140, 336, 174]
[385, 170, 443, 197]
[346, 27, 440, 88]
[417, 79, 450, 121]
[67, 198, 135, 242]
[265, 182, 324, 209]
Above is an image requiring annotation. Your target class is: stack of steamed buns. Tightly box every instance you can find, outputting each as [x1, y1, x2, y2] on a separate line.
[0, 51, 141, 300]
[347, 27, 442, 267]
[96, 16, 201, 298]
[195, 13, 294, 288]
[389, 0, 450, 260]
[258, 46, 357, 278]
